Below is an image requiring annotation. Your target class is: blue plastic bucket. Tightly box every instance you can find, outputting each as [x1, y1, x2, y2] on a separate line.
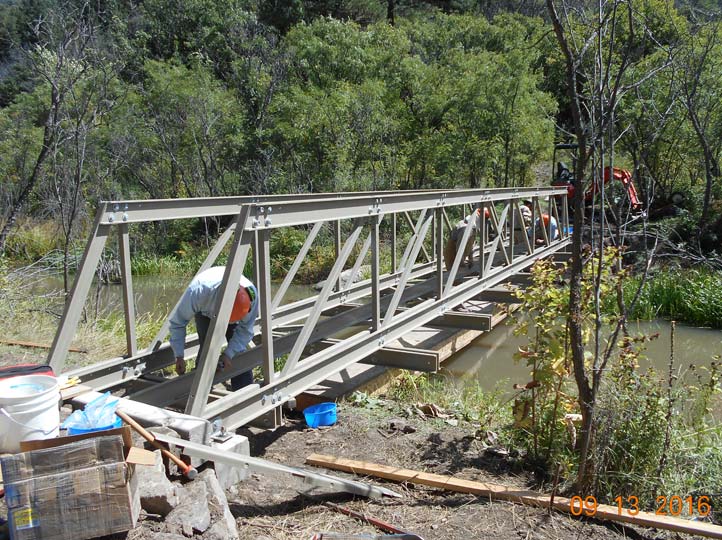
[304, 402, 337, 428]
[67, 416, 122, 436]
[564, 225, 574, 235]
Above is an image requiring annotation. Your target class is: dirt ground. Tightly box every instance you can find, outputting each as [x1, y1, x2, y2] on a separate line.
[227, 403, 698, 540]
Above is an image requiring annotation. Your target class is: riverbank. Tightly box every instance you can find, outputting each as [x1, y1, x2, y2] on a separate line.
[230, 393, 720, 539]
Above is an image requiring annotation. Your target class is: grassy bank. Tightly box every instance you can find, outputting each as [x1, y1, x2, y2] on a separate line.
[384, 370, 722, 520]
[620, 268, 722, 329]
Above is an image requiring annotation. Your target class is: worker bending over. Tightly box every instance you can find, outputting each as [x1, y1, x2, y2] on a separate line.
[443, 208, 490, 270]
[169, 266, 258, 391]
[531, 213, 559, 245]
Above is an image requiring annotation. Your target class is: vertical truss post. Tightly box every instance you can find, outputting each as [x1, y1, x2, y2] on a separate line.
[435, 208, 443, 299]
[509, 200, 515, 265]
[442, 208, 452, 231]
[479, 202, 486, 278]
[530, 196, 537, 252]
[547, 196, 554, 241]
[150, 223, 237, 351]
[272, 222, 323, 310]
[334, 220, 342, 291]
[48, 206, 110, 372]
[257, 229, 274, 384]
[391, 213, 397, 273]
[118, 223, 137, 357]
[370, 216, 381, 332]
[185, 206, 253, 417]
[514, 201, 533, 254]
[534, 198, 550, 246]
[281, 221, 365, 377]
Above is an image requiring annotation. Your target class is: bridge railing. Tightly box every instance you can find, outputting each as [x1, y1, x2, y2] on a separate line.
[50, 187, 569, 428]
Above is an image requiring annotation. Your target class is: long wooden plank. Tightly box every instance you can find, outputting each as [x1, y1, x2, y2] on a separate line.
[306, 454, 722, 539]
[0, 339, 87, 353]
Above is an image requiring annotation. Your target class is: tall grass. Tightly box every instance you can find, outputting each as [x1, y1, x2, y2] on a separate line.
[621, 269, 722, 329]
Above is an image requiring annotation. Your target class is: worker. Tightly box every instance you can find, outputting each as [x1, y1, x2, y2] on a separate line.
[514, 200, 533, 243]
[169, 266, 258, 391]
[531, 213, 559, 245]
[443, 208, 489, 270]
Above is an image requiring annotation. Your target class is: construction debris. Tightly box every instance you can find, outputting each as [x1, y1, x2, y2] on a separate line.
[323, 502, 421, 538]
[306, 454, 722, 540]
[2, 434, 141, 540]
[136, 450, 180, 516]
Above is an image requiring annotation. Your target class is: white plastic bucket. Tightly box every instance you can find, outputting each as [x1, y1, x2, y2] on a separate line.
[0, 375, 60, 453]
[0, 374, 59, 408]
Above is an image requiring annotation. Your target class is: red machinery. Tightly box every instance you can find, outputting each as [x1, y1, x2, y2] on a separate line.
[551, 143, 644, 213]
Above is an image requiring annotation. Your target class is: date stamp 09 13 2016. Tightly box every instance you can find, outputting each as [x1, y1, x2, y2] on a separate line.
[570, 495, 712, 517]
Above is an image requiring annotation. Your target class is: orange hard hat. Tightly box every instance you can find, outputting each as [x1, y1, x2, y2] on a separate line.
[541, 214, 550, 227]
[230, 287, 251, 322]
[475, 207, 490, 218]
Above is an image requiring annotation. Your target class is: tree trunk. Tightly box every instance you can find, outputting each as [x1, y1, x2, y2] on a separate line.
[0, 86, 60, 253]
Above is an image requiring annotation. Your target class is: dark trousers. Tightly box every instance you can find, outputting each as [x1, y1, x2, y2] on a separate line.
[194, 314, 253, 391]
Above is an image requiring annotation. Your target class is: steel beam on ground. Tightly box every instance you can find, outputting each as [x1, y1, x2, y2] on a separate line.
[118, 223, 137, 357]
[152, 432, 400, 499]
[48, 208, 110, 372]
[205, 240, 569, 429]
[428, 312, 492, 331]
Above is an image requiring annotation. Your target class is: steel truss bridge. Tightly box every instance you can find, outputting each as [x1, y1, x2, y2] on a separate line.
[49, 187, 570, 432]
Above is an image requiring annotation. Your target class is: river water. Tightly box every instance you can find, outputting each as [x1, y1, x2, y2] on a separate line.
[444, 318, 722, 391]
[29, 275, 722, 387]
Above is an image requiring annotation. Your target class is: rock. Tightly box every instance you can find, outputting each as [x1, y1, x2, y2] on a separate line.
[201, 522, 235, 540]
[313, 266, 369, 291]
[388, 418, 416, 434]
[164, 481, 211, 537]
[198, 469, 239, 540]
[148, 535, 186, 540]
[136, 450, 180, 516]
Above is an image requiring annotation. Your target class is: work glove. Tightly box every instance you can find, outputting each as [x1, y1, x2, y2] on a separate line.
[175, 357, 186, 375]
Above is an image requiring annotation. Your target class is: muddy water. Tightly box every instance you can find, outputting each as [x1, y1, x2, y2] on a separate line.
[27, 274, 722, 391]
[31, 275, 316, 317]
[444, 319, 722, 392]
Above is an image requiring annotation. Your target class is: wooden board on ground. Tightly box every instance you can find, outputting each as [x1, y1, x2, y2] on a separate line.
[306, 454, 722, 540]
[0, 339, 86, 353]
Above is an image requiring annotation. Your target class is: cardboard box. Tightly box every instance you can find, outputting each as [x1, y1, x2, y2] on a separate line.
[1, 427, 152, 540]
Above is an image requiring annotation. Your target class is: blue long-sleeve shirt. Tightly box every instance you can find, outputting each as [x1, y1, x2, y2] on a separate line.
[169, 266, 258, 359]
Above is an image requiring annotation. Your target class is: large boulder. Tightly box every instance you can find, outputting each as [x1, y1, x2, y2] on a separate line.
[164, 481, 211, 537]
[198, 469, 239, 540]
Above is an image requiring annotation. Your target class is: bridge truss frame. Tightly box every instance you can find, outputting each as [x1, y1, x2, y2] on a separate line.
[49, 187, 569, 431]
